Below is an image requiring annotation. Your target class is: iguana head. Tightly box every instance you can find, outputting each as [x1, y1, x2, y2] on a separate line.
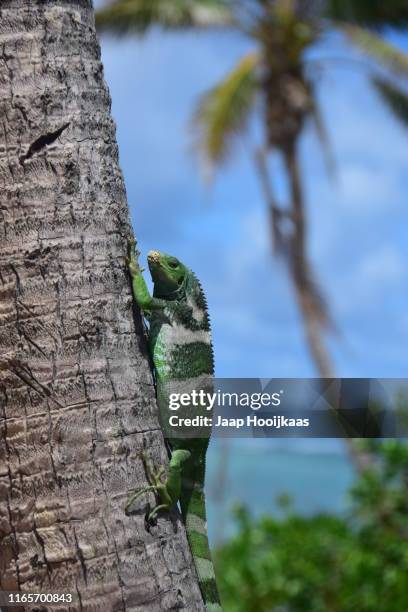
[147, 250, 188, 297]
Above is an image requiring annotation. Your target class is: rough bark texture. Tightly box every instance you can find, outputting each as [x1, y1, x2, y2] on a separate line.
[0, 1, 204, 610]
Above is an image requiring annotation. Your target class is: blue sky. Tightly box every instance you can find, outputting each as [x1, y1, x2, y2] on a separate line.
[95, 12, 408, 379]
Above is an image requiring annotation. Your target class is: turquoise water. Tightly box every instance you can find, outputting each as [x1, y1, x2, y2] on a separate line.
[206, 439, 355, 545]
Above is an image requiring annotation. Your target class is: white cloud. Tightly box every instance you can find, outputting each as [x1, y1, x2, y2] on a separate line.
[357, 245, 404, 285]
[334, 244, 405, 316]
[339, 163, 399, 213]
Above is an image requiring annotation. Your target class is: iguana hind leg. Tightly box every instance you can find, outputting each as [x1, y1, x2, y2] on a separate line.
[125, 450, 190, 521]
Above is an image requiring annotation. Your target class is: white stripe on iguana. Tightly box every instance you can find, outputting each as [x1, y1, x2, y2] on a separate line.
[206, 605, 223, 612]
[195, 557, 215, 580]
[164, 323, 210, 346]
[187, 293, 206, 323]
[186, 513, 207, 536]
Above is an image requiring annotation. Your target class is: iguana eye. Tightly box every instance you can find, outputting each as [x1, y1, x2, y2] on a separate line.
[168, 261, 178, 269]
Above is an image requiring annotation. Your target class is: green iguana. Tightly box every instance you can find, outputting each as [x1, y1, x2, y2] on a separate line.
[125, 239, 222, 611]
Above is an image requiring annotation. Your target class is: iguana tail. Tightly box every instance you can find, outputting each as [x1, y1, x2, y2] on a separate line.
[179, 452, 222, 611]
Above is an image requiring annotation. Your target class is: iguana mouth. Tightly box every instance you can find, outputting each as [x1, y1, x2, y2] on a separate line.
[147, 250, 161, 265]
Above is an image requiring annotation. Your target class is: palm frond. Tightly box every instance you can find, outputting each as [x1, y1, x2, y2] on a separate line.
[327, 0, 408, 29]
[373, 76, 408, 127]
[193, 52, 259, 170]
[340, 24, 408, 75]
[96, 0, 234, 35]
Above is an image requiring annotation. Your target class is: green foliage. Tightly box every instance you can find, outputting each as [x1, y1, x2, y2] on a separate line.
[342, 24, 408, 74]
[215, 440, 408, 611]
[373, 77, 408, 127]
[327, 0, 408, 29]
[351, 440, 408, 528]
[194, 52, 258, 168]
[95, 0, 233, 34]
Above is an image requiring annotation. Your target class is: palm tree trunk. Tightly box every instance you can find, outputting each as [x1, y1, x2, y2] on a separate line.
[284, 143, 371, 473]
[256, 144, 335, 377]
[0, 2, 204, 610]
[283, 143, 335, 379]
[255, 148, 286, 255]
[256, 143, 370, 473]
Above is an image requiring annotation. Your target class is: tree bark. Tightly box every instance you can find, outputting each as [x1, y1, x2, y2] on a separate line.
[0, 1, 204, 610]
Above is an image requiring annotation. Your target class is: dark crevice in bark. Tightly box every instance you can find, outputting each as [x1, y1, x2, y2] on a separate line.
[19, 123, 70, 164]
[73, 527, 88, 586]
[8, 359, 64, 408]
[75, 578, 84, 612]
[32, 522, 52, 583]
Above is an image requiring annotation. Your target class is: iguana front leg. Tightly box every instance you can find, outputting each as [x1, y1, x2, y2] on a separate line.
[125, 450, 191, 522]
[127, 238, 164, 313]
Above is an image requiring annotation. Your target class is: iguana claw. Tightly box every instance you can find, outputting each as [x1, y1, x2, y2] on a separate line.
[127, 237, 143, 277]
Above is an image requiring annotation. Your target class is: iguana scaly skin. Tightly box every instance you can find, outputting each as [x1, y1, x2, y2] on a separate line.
[126, 239, 221, 611]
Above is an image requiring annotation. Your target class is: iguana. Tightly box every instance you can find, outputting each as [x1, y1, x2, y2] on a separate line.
[125, 239, 222, 611]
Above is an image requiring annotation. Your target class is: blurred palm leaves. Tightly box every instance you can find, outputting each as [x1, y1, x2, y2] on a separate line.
[96, 0, 408, 379]
[326, 0, 408, 29]
[95, 0, 234, 33]
[342, 24, 408, 73]
[194, 52, 259, 170]
[373, 77, 408, 126]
